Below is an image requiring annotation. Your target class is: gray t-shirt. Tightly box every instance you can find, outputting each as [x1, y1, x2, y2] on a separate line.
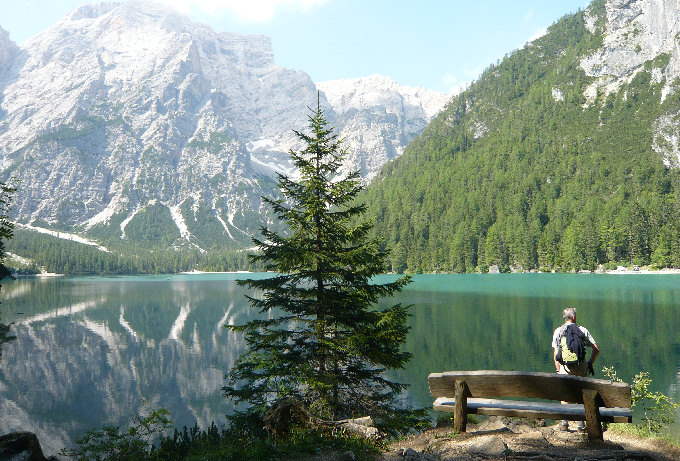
[552, 323, 596, 350]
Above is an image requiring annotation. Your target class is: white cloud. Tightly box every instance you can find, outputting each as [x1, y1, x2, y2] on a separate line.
[442, 62, 486, 95]
[442, 74, 469, 96]
[526, 27, 548, 44]
[154, 0, 328, 22]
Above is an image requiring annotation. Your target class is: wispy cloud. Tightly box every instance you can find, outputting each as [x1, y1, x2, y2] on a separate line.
[442, 62, 486, 95]
[442, 73, 468, 96]
[154, 0, 328, 22]
[526, 27, 547, 44]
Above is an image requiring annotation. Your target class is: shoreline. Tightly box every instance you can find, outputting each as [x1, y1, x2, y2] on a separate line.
[8, 268, 680, 278]
[180, 269, 253, 274]
[602, 268, 680, 274]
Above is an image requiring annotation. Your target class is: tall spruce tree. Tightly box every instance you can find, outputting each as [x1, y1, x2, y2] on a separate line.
[223, 97, 416, 429]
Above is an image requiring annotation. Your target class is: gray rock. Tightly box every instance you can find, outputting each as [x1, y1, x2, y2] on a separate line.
[401, 447, 436, 461]
[0, 432, 48, 461]
[475, 416, 510, 432]
[0, 26, 18, 76]
[459, 434, 509, 457]
[340, 451, 357, 461]
[580, 0, 680, 168]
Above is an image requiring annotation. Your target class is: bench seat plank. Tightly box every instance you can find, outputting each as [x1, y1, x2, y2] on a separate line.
[429, 371, 631, 408]
[433, 397, 632, 423]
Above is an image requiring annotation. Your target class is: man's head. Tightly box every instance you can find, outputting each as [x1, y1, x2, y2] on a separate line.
[563, 307, 576, 322]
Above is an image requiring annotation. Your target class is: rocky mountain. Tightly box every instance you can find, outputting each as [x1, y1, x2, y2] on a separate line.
[580, 0, 680, 168]
[0, 27, 18, 76]
[318, 74, 446, 181]
[0, 2, 447, 255]
[361, 0, 680, 273]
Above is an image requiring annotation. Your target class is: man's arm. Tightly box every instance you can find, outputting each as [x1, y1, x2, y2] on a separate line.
[589, 343, 600, 365]
[553, 347, 560, 372]
[586, 343, 600, 375]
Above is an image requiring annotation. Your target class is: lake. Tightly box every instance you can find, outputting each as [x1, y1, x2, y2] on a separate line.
[0, 273, 678, 455]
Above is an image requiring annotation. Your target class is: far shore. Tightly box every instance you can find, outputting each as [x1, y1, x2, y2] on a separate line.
[603, 268, 680, 274]
[180, 269, 253, 275]
[9, 268, 680, 278]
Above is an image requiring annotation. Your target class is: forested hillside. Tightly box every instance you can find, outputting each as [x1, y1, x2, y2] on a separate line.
[6, 228, 262, 275]
[363, 1, 680, 273]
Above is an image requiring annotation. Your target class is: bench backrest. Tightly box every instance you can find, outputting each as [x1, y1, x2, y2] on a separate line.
[429, 370, 631, 408]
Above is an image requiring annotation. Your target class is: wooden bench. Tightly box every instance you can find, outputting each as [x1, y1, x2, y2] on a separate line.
[429, 370, 632, 441]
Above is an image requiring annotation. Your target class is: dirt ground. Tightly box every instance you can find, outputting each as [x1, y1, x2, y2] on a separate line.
[379, 417, 680, 461]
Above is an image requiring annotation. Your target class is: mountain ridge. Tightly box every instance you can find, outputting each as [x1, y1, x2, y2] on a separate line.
[0, 1, 447, 267]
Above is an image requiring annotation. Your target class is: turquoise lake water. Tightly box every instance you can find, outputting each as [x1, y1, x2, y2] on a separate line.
[0, 273, 678, 455]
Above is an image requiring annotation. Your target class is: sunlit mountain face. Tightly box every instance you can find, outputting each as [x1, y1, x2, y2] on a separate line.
[0, 2, 447, 254]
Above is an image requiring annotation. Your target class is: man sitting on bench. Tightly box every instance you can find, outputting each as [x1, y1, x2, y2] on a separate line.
[552, 306, 600, 431]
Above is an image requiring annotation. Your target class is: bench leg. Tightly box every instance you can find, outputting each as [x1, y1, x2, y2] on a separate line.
[454, 380, 469, 433]
[582, 389, 603, 441]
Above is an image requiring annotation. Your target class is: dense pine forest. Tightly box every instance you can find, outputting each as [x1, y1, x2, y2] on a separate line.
[6, 228, 263, 275]
[362, 2, 680, 273]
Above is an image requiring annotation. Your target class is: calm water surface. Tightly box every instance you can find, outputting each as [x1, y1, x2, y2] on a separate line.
[0, 273, 678, 455]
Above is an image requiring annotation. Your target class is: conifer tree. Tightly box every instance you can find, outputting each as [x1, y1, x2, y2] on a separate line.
[223, 97, 416, 429]
[0, 180, 16, 359]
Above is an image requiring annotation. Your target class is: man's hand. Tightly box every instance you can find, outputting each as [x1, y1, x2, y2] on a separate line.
[588, 363, 595, 376]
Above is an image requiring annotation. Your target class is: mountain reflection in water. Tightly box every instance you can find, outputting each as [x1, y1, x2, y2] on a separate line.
[0, 275, 257, 456]
[0, 273, 679, 456]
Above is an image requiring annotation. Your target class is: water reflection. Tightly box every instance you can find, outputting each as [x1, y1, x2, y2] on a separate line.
[0, 311, 15, 362]
[0, 277, 254, 456]
[0, 274, 678, 456]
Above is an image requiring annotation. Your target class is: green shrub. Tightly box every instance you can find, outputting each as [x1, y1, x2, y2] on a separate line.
[60, 402, 172, 461]
[61, 405, 386, 461]
[602, 367, 679, 438]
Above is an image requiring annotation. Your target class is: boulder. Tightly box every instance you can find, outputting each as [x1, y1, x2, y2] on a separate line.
[263, 398, 380, 440]
[401, 447, 436, 460]
[0, 432, 48, 461]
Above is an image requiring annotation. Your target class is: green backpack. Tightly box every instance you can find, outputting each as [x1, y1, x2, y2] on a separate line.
[556, 324, 586, 365]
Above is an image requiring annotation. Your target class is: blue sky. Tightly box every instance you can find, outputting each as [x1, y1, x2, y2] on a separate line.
[2, 0, 592, 93]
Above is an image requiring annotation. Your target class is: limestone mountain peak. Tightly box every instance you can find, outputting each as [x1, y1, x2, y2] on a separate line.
[0, 1, 446, 252]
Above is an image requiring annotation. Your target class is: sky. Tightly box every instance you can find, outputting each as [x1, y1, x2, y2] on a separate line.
[1, 0, 592, 93]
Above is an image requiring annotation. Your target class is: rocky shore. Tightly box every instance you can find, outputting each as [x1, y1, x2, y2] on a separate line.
[380, 417, 680, 461]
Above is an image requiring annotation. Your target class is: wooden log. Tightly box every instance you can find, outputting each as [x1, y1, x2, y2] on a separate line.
[454, 380, 469, 433]
[583, 388, 604, 441]
[336, 421, 378, 439]
[600, 407, 632, 423]
[319, 416, 378, 439]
